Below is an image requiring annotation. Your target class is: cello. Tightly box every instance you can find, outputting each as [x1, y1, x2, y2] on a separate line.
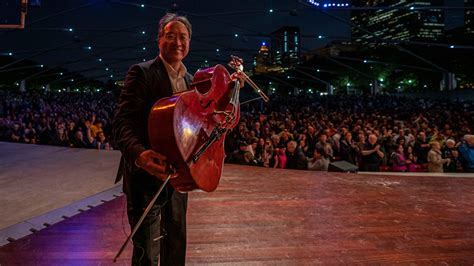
[148, 55, 268, 192]
[113, 56, 269, 262]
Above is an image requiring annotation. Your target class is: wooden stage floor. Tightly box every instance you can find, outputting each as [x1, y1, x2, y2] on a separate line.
[1, 164, 474, 265]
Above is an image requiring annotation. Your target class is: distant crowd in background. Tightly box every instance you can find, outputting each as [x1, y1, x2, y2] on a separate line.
[1, 90, 473, 173]
[0, 90, 115, 150]
[225, 94, 474, 173]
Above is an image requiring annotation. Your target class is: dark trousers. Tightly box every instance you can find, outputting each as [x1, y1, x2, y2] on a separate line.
[361, 163, 380, 172]
[127, 185, 188, 266]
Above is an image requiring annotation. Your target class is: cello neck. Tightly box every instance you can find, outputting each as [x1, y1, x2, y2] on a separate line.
[228, 55, 270, 103]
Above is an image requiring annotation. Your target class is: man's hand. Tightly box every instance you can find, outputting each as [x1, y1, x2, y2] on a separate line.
[136, 150, 177, 181]
[230, 72, 246, 89]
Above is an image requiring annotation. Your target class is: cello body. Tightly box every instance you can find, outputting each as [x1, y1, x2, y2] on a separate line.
[148, 64, 240, 192]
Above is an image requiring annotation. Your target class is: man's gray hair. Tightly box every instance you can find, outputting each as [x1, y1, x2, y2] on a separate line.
[287, 140, 297, 149]
[464, 134, 474, 141]
[157, 13, 192, 41]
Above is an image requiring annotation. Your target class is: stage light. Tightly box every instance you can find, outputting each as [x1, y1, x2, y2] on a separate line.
[86, 46, 92, 50]
[363, 60, 368, 63]
[142, 47, 146, 50]
[449, 45, 455, 48]
[234, 33, 238, 37]
[8, 52, 13, 56]
[262, 42, 266, 46]
[269, 9, 273, 13]
[105, 67, 109, 71]
[216, 48, 220, 52]
[143, 59, 146, 62]
[110, 75, 114, 78]
[141, 31, 146, 35]
[140, 4, 145, 7]
[410, 6, 415, 10]
[67, 28, 73, 32]
[40, 65, 44, 68]
[59, 72, 63, 75]
[98, 58, 102, 62]
[318, 35, 323, 39]
[316, 69, 320, 72]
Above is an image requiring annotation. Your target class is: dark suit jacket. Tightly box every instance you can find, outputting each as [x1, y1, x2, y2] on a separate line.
[112, 57, 192, 208]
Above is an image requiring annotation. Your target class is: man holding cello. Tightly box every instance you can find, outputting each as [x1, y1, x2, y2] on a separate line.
[113, 13, 246, 265]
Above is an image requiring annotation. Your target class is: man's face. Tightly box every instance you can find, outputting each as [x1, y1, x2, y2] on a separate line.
[446, 141, 455, 148]
[320, 135, 327, 142]
[467, 137, 474, 145]
[419, 132, 426, 141]
[368, 135, 377, 145]
[159, 21, 190, 66]
[287, 143, 296, 153]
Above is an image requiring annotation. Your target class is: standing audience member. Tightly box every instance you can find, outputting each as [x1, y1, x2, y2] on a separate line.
[339, 132, 359, 165]
[414, 132, 430, 164]
[360, 134, 385, 171]
[427, 141, 450, 172]
[458, 134, 474, 172]
[442, 139, 459, 172]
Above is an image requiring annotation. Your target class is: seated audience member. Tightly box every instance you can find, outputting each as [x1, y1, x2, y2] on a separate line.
[458, 134, 474, 173]
[390, 145, 414, 172]
[331, 133, 341, 160]
[315, 133, 334, 160]
[273, 147, 287, 169]
[427, 141, 450, 172]
[285, 140, 307, 170]
[227, 141, 254, 165]
[8, 123, 24, 143]
[308, 148, 330, 171]
[96, 131, 112, 150]
[89, 118, 103, 138]
[260, 139, 274, 168]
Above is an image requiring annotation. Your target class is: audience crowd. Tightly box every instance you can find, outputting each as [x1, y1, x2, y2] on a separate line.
[0, 90, 115, 150]
[1, 89, 473, 173]
[225, 94, 474, 173]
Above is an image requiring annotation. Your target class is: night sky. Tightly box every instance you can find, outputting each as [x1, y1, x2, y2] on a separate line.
[0, 0, 467, 83]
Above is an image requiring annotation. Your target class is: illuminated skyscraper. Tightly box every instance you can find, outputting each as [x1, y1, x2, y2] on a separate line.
[254, 42, 271, 74]
[351, 0, 445, 45]
[270, 26, 300, 66]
